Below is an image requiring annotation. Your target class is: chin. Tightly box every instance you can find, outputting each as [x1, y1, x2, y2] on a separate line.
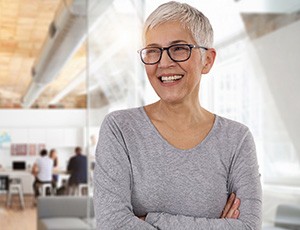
[159, 95, 184, 104]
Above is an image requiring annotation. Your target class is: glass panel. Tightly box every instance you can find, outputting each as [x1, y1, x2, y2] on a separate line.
[87, 0, 145, 228]
[87, 0, 300, 228]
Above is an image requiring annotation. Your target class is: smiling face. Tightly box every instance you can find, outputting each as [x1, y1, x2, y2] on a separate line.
[144, 21, 214, 105]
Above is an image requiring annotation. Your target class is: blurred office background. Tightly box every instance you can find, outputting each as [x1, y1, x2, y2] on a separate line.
[0, 0, 299, 229]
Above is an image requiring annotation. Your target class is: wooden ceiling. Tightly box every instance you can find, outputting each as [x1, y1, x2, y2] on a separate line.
[3, 1, 298, 109]
[0, 0, 86, 108]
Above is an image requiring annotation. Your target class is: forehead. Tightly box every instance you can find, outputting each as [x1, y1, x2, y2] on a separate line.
[145, 21, 195, 46]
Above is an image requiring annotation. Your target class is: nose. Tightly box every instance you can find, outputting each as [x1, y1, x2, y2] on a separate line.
[158, 50, 175, 67]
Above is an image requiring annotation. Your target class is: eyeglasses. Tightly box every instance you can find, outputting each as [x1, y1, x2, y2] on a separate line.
[138, 44, 208, 65]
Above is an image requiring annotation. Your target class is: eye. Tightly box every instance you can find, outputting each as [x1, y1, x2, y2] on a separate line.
[144, 48, 160, 54]
[172, 45, 189, 52]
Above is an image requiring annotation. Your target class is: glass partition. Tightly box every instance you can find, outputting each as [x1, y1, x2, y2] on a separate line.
[87, 0, 300, 228]
[86, 0, 146, 228]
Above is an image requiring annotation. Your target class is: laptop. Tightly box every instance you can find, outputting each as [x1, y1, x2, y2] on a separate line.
[12, 161, 26, 170]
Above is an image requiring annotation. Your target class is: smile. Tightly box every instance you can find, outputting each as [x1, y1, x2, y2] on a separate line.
[159, 75, 183, 83]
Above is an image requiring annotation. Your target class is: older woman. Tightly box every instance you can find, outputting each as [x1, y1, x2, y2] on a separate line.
[94, 1, 262, 229]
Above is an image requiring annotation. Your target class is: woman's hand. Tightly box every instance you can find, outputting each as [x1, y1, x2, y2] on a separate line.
[220, 193, 240, 219]
[138, 193, 240, 221]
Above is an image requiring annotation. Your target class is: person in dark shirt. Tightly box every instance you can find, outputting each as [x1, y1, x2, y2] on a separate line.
[67, 146, 87, 195]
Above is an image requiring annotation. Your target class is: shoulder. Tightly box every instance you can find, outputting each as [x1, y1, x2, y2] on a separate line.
[102, 107, 145, 130]
[39, 156, 52, 165]
[213, 115, 256, 158]
[69, 156, 76, 163]
[69, 156, 76, 162]
[36, 157, 42, 164]
[213, 115, 254, 146]
[46, 157, 53, 164]
[105, 107, 144, 122]
[215, 115, 250, 135]
[80, 155, 87, 160]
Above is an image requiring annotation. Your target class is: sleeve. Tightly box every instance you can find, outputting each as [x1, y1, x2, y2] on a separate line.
[54, 158, 58, 167]
[93, 114, 157, 230]
[144, 130, 262, 230]
[67, 158, 72, 172]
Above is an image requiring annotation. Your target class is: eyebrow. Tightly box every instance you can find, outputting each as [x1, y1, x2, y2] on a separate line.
[146, 40, 189, 47]
[170, 40, 188, 45]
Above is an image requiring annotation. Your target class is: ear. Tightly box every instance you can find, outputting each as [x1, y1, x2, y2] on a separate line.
[201, 48, 216, 74]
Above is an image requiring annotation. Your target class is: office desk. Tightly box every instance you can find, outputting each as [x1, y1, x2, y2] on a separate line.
[0, 169, 34, 194]
[0, 169, 72, 194]
[53, 169, 70, 188]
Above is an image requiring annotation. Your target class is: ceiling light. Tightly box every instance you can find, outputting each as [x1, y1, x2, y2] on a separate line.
[22, 0, 112, 108]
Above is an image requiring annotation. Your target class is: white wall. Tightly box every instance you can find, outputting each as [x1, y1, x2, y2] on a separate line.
[250, 20, 300, 226]
[0, 109, 86, 127]
[253, 20, 300, 154]
[0, 106, 112, 171]
[0, 109, 87, 169]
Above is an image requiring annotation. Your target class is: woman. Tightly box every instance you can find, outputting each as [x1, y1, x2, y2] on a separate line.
[49, 148, 59, 189]
[94, 1, 262, 229]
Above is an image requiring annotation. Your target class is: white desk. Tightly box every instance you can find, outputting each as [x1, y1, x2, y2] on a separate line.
[0, 169, 34, 194]
[53, 169, 70, 188]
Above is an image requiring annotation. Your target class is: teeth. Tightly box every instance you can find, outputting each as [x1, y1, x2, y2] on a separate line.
[161, 75, 183, 82]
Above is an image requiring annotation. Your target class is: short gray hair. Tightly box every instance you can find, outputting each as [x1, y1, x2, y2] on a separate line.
[143, 1, 214, 48]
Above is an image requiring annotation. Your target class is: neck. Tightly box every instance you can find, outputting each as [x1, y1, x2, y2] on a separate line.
[147, 98, 211, 130]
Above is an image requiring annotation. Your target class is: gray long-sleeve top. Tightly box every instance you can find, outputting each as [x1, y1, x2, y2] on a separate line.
[94, 107, 262, 230]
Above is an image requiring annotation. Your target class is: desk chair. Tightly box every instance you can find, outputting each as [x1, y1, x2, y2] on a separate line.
[0, 175, 9, 191]
[39, 183, 54, 196]
[78, 183, 88, 196]
[67, 183, 88, 196]
[6, 178, 25, 209]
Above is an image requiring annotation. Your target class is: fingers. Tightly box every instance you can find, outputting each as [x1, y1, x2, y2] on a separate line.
[226, 198, 240, 218]
[221, 193, 241, 219]
[232, 209, 240, 219]
[221, 193, 235, 218]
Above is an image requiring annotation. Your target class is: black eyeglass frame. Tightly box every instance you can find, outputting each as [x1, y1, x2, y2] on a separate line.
[138, 44, 208, 65]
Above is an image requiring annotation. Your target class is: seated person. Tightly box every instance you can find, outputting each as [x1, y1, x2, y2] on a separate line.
[67, 146, 87, 195]
[32, 149, 54, 198]
[49, 148, 59, 189]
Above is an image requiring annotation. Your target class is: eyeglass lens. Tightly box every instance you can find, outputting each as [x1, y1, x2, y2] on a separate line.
[141, 44, 191, 64]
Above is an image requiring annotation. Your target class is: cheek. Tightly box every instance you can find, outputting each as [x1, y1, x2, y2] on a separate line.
[188, 60, 203, 76]
[179, 52, 201, 68]
[179, 61, 202, 77]
[145, 66, 156, 78]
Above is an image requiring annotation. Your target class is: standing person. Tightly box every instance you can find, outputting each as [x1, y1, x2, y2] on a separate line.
[67, 146, 87, 195]
[49, 148, 59, 190]
[32, 149, 53, 198]
[94, 1, 262, 229]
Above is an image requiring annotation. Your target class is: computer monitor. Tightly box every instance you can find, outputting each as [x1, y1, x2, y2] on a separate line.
[12, 161, 26, 170]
